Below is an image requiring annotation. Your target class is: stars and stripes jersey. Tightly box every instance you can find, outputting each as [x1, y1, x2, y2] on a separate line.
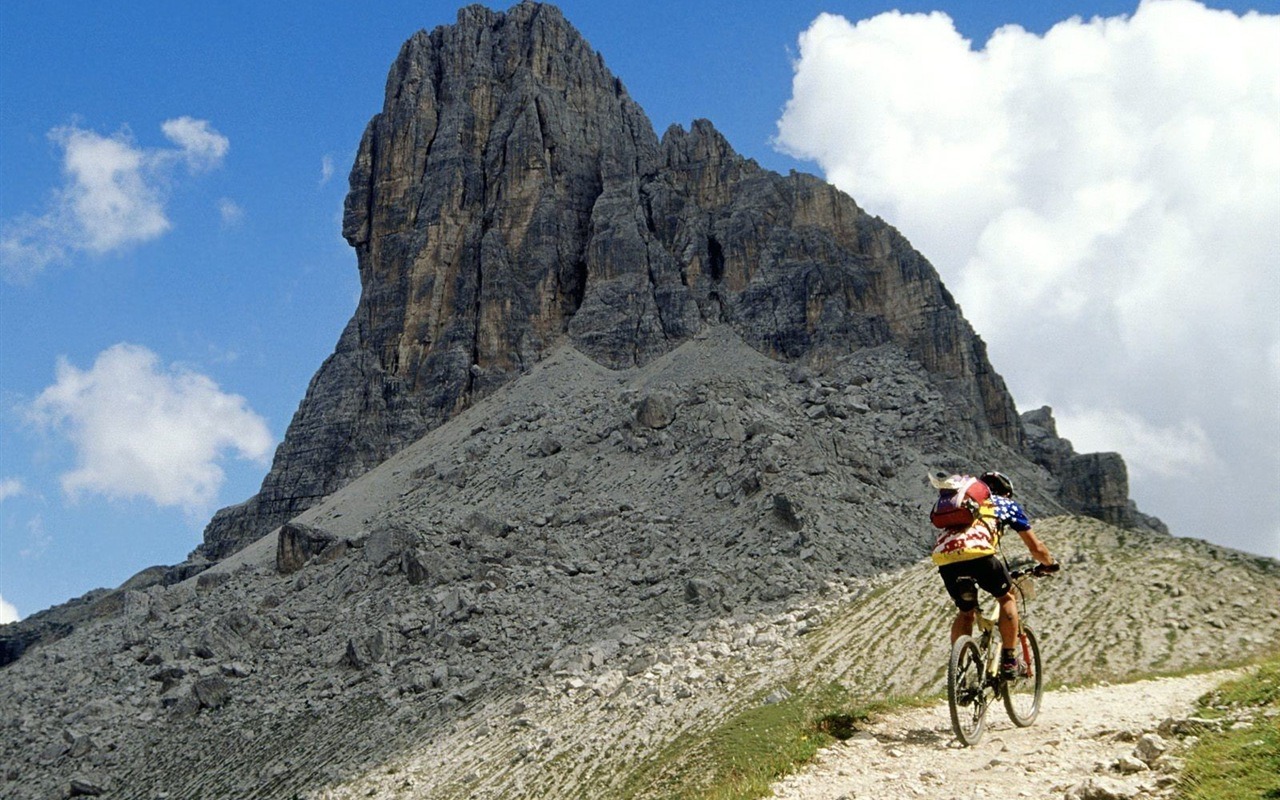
[990, 496, 1032, 533]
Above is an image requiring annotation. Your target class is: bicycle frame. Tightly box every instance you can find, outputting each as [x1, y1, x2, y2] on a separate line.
[971, 589, 1036, 683]
[947, 566, 1045, 746]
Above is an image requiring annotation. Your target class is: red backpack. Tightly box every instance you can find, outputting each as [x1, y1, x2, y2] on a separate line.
[929, 474, 991, 530]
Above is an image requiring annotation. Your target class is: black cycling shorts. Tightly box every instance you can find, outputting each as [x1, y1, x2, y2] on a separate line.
[938, 555, 1012, 612]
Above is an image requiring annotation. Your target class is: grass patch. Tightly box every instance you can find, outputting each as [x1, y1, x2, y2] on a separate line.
[1177, 653, 1280, 800]
[618, 683, 928, 800]
[1043, 650, 1279, 694]
[1204, 657, 1280, 710]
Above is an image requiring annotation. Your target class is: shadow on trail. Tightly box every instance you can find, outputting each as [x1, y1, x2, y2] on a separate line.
[880, 726, 951, 747]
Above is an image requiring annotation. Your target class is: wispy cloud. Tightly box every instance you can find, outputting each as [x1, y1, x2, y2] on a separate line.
[27, 343, 273, 515]
[320, 154, 335, 186]
[19, 514, 51, 559]
[777, 0, 1280, 555]
[0, 478, 25, 503]
[218, 198, 244, 227]
[0, 118, 230, 281]
[160, 116, 230, 172]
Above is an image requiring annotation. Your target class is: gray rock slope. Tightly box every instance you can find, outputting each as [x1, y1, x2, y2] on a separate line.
[3, 329, 1278, 800]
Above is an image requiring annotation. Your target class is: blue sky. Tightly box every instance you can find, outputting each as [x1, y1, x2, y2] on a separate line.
[3, 0, 1278, 621]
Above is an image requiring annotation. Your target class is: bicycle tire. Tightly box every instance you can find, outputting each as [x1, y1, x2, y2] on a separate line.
[1001, 625, 1043, 726]
[947, 635, 988, 746]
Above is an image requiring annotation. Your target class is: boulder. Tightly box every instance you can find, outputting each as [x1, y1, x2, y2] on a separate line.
[772, 494, 804, 531]
[192, 676, 231, 710]
[636, 394, 678, 429]
[364, 525, 416, 569]
[342, 631, 388, 670]
[68, 773, 112, 797]
[1134, 732, 1168, 764]
[277, 522, 341, 574]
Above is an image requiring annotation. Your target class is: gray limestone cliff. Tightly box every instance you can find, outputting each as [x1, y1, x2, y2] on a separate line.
[200, 2, 1029, 560]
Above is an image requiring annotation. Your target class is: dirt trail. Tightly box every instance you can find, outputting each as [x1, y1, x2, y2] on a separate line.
[770, 670, 1235, 800]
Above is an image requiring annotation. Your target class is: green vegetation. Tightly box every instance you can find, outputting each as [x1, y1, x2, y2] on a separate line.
[1177, 653, 1280, 800]
[619, 683, 928, 800]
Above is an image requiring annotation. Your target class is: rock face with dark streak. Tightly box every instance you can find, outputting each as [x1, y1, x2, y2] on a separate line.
[202, 2, 1083, 560]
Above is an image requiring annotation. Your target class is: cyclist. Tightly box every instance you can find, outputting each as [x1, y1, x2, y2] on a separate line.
[933, 471, 1059, 679]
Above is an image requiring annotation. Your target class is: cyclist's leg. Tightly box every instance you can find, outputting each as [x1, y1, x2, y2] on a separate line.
[951, 608, 976, 644]
[938, 563, 980, 643]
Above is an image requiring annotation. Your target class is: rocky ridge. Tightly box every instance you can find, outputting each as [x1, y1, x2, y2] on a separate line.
[3, 329, 1278, 799]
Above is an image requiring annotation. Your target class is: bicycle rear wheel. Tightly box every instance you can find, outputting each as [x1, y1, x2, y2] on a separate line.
[947, 635, 989, 746]
[1002, 625, 1043, 726]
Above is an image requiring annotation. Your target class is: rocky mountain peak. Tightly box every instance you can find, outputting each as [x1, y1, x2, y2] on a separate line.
[198, 2, 1041, 561]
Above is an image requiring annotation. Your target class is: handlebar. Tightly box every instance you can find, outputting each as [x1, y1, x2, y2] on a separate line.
[1010, 562, 1061, 579]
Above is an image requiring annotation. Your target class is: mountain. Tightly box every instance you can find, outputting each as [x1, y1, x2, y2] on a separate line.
[197, 0, 1150, 565]
[5, 4, 1266, 799]
[2, 0, 1161, 670]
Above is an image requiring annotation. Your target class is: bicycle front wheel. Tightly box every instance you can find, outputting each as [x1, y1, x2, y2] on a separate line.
[947, 635, 989, 746]
[1002, 625, 1043, 726]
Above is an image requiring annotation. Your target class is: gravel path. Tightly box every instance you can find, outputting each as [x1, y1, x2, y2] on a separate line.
[770, 670, 1235, 800]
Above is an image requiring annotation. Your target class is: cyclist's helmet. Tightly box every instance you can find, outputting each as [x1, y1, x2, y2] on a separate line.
[980, 471, 1014, 498]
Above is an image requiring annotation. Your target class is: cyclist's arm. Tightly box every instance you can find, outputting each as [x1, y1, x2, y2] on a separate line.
[1017, 528, 1055, 566]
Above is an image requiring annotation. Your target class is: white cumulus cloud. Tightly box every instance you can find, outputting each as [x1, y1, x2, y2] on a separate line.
[0, 594, 19, 624]
[48, 125, 170, 254]
[777, 0, 1280, 556]
[27, 344, 273, 514]
[0, 118, 229, 281]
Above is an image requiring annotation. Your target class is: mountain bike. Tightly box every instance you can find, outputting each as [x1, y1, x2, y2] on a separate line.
[946, 566, 1047, 746]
